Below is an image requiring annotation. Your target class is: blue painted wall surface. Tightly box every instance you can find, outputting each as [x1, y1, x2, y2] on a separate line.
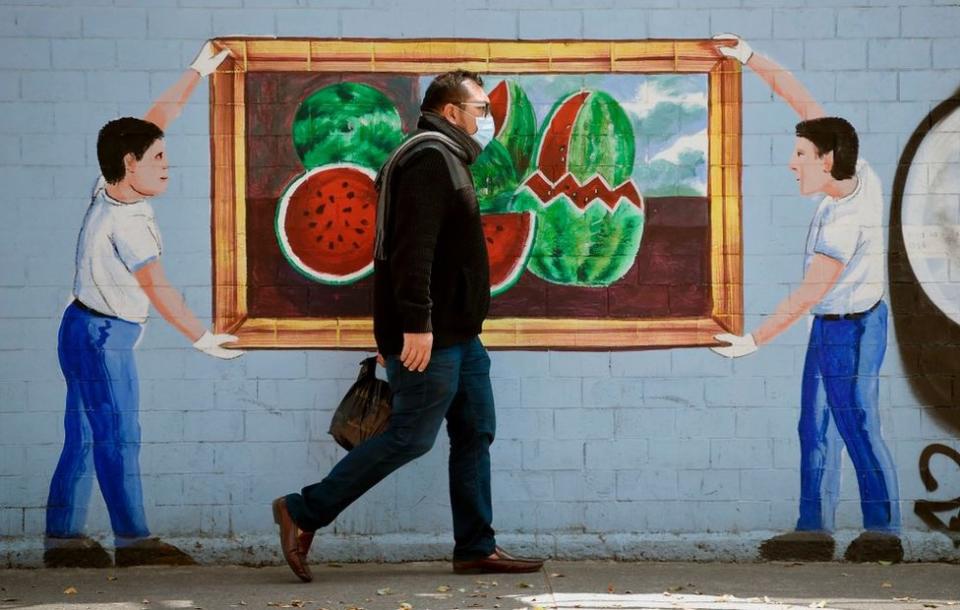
[1, 0, 960, 564]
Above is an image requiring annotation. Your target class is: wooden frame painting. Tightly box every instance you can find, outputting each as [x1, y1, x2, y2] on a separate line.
[209, 38, 742, 349]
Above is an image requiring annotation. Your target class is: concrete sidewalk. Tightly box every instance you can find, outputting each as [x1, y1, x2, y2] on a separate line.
[1, 561, 958, 610]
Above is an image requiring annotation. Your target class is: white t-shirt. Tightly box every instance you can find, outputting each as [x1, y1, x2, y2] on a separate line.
[804, 159, 885, 315]
[73, 177, 162, 323]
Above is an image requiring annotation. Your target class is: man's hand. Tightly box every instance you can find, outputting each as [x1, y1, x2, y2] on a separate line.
[713, 33, 753, 64]
[711, 333, 758, 358]
[193, 330, 244, 360]
[190, 41, 231, 77]
[400, 332, 433, 372]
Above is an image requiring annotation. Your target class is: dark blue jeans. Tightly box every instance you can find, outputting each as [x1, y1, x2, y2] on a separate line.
[797, 300, 900, 533]
[46, 301, 150, 540]
[287, 337, 497, 560]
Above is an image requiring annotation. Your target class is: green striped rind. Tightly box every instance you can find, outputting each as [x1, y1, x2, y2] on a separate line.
[496, 81, 537, 177]
[473, 139, 519, 214]
[510, 189, 644, 287]
[567, 90, 636, 186]
[292, 83, 404, 171]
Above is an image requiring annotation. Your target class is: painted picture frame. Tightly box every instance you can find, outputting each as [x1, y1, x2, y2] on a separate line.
[209, 38, 742, 349]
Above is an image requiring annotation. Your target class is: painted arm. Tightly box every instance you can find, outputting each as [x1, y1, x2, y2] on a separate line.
[751, 253, 844, 345]
[714, 34, 825, 121]
[143, 41, 230, 130]
[134, 259, 205, 342]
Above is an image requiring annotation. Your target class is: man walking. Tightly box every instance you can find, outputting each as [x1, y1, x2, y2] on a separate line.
[711, 36, 902, 562]
[273, 70, 544, 582]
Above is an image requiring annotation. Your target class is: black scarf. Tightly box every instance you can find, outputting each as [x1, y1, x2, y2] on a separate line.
[373, 113, 481, 260]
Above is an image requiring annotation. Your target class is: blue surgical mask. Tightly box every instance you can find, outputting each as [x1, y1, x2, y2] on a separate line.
[471, 115, 495, 149]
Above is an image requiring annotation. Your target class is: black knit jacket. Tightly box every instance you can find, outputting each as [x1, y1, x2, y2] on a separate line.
[373, 115, 490, 356]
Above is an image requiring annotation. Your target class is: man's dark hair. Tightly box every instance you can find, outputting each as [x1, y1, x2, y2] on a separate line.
[97, 117, 165, 184]
[420, 70, 484, 113]
[795, 116, 858, 180]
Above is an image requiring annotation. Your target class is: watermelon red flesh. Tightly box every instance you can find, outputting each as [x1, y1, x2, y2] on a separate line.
[278, 165, 377, 284]
[537, 91, 590, 182]
[481, 212, 536, 296]
[489, 80, 508, 137]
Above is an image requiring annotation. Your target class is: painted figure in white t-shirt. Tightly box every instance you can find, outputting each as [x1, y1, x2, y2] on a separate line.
[44, 42, 242, 568]
[711, 35, 902, 563]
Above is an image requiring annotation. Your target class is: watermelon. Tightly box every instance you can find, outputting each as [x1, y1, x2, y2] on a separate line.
[508, 89, 645, 287]
[292, 83, 405, 171]
[472, 139, 519, 214]
[489, 80, 537, 177]
[481, 212, 536, 296]
[275, 164, 377, 285]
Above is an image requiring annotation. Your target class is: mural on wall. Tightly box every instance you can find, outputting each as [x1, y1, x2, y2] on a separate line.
[208, 39, 743, 350]
[709, 36, 902, 563]
[889, 90, 960, 546]
[44, 43, 242, 569]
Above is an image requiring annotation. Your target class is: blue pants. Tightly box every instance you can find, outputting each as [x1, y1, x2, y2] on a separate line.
[287, 337, 497, 560]
[797, 300, 900, 533]
[46, 301, 150, 540]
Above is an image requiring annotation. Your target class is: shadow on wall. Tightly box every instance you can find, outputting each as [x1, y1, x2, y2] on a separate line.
[889, 85, 960, 546]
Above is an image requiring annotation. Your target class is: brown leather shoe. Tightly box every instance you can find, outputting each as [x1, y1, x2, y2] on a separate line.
[272, 497, 312, 582]
[453, 547, 544, 574]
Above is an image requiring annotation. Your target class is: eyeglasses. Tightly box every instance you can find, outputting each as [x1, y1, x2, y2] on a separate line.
[456, 101, 491, 118]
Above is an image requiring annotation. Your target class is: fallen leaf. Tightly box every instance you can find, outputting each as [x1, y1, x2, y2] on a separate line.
[64, 587, 78, 595]
[377, 589, 393, 596]
[809, 602, 827, 609]
[881, 582, 893, 588]
[878, 560, 893, 566]
[398, 603, 413, 610]
[436, 585, 450, 593]
[549, 573, 564, 578]
[107, 576, 117, 581]
[517, 582, 533, 589]
[607, 584, 615, 593]
[668, 585, 684, 592]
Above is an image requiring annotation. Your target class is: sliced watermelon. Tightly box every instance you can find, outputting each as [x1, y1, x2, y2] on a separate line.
[275, 164, 377, 285]
[481, 212, 536, 296]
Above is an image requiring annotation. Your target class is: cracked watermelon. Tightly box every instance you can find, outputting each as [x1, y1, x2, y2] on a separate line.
[276, 164, 377, 285]
[292, 83, 404, 171]
[508, 90, 645, 287]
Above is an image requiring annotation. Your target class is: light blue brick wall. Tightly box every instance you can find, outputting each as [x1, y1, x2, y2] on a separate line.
[1, 0, 959, 565]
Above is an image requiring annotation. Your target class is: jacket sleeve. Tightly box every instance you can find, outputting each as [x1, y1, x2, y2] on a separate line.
[387, 148, 452, 333]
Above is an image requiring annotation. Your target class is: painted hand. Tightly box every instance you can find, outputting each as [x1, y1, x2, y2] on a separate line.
[713, 33, 753, 64]
[711, 333, 758, 358]
[193, 330, 244, 360]
[190, 41, 231, 77]
[400, 332, 433, 372]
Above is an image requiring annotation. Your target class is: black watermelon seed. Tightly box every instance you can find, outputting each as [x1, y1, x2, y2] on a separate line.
[343, 206, 352, 213]
[352, 242, 360, 249]
[316, 190, 323, 197]
[326, 220, 334, 229]
[355, 228, 365, 234]
[496, 225, 503, 231]
[342, 181, 348, 188]
[316, 236, 322, 242]
[308, 222, 317, 228]
[360, 219, 369, 226]
[347, 192, 355, 199]
[337, 234, 344, 242]
[363, 203, 370, 209]
[328, 195, 335, 203]
[486, 237, 493, 244]
[328, 242, 334, 250]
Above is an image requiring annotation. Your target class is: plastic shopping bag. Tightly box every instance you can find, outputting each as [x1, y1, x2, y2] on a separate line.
[328, 357, 392, 451]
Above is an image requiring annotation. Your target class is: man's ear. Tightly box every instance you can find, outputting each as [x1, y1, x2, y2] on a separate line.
[440, 102, 458, 124]
[123, 152, 138, 176]
[820, 150, 834, 175]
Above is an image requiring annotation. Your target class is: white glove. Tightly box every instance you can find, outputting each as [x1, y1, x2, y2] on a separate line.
[711, 333, 758, 358]
[193, 330, 243, 360]
[190, 41, 231, 77]
[713, 33, 753, 64]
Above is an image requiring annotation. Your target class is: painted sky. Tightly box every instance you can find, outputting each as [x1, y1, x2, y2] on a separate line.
[417, 73, 709, 197]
